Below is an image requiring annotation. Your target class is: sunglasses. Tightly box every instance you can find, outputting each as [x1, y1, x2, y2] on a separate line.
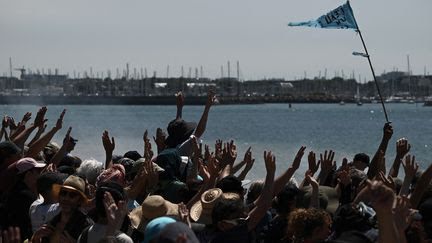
[59, 189, 80, 199]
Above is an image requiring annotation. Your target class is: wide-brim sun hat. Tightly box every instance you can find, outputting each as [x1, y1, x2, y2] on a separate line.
[52, 175, 90, 205]
[190, 188, 223, 225]
[129, 195, 179, 230]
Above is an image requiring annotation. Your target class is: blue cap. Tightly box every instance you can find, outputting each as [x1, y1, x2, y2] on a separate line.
[143, 216, 177, 243]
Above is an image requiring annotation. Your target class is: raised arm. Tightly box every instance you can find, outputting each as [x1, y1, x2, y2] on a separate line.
[49, 127, 72, 167]
[273, 146, 305, 197]
[247, 151, 275, 231]
[305, 170, 319, 208]
[237, 147, 255, 181]
[193, 90, 216, 138]
[399, 155, 418, 196]
[175, 91, 184, 119]
[26, 109, 65, 159]
[317, 150, 335, 185]
[368, 122, 393, 179]
[389, 138, 411, 178]
[13, 108, 47, 148]
[102, 130, 115, 169]
[410, 161, 432, 208]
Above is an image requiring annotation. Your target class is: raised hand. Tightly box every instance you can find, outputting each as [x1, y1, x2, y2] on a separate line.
[54, 109, 66, 131]
[204, 144, 211, 162]
[21, 112, 32, 124]
[102, 130, 115, 154]
[357, 180, 396, 213]
[307, 151, 320, 175]
[383, 122, 393, 141]
[177, 203, 191, 228]
[34, 107, 48, 127]
[2, 115, 9, 128]
[290, 146, 306, 171]
[402, 154, 418, 179]
[153, 128, 166, 154]
[143, 129, 154, 160]
[206, 90, 217, 107]
[264, 151, 276, 175]
[176, 91, 185, 109]
[320, 150, 335, 174]
[207, 153, 221, 179]
[103, 192, 127, 236]
[396, 138, 411, 158]
[378, 171, 396, 192]
[243, 147, 255, 171]
[305, 170, 318, 189]
[393, 196, 412, 232]
[221, 140, 237, 166]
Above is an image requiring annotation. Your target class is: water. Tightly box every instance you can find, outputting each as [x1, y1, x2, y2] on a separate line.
[1, 103, 431, 180]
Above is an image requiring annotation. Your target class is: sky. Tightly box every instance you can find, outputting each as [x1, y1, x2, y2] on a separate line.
[1, 0, 431, 81]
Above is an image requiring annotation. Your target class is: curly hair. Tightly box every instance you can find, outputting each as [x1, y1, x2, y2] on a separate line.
[287, 208, 330, 242]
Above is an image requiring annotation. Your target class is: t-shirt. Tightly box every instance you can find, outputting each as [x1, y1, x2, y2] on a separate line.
[77, 223, 133, 243]
[29, 197, 60, 232]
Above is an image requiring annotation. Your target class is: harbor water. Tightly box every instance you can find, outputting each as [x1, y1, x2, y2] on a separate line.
[1, 103, 431, 180]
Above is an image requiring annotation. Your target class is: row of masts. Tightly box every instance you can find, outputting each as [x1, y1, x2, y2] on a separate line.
[6, 58, 244, 81]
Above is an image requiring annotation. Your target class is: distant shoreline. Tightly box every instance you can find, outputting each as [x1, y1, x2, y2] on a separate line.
[0, 95, 370, 105]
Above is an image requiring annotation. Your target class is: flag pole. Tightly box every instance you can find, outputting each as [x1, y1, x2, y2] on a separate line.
[350, 1, 389, 122]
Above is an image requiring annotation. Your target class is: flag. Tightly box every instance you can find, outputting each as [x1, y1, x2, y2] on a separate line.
[288, 1, 357, 29]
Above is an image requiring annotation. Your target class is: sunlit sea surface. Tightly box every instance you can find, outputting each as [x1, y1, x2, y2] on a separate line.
[2, 103, 431, 180]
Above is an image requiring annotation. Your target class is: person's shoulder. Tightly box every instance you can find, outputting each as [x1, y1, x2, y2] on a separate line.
[115, 232, 133, 243]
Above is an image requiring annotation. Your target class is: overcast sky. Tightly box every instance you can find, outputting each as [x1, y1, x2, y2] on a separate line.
[1, 0, 431, 81]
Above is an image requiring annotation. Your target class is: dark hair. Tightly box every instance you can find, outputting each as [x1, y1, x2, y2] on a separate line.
[36, 172, 65, 196]
[332, 203, 373, 235]
[212, 196, 246, 225]
[353, 153, 370, 166]
[123, 151, 142, 161]
[288, 208, 330, 241]
[272, 184, 300, 215]
[0, 141, 21, 164]
[95, 182, 126, 218]
[216, 175, 244, 196]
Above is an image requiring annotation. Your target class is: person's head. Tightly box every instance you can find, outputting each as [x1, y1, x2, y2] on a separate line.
[211, 193, 247, 232]
[143, 216, 177, 243]
[0, 141, 22, 165]
[96, 164, 126, 187]
[54, 175, 89, 213]
[216, 175, 245, 200]
[36, 172, 66, 202]
[43, 142, 60, 163]
[59, 155, 82, 169]
[246, 180, 263, 205]
[95, 182, 126, 221]
[16, 157, 46, 185]
[273, 184, 300, 216]
[352, 153, 370, 171]
[165, 119, 196, 148]
[76, 159, 104, 185]
[156, 222, 199, 243]
[332, 203, 375, 236]
[288, 208, 332, 243]
[124, 150, 142, 161]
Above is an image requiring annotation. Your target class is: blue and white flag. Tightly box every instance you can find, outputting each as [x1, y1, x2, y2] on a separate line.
[288, 1, 357, 29]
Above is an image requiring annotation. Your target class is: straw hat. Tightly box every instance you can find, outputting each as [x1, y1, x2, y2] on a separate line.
[52, 175, 90, 205]
[190, 188, 223, 225]
[129, 195, 178, 230]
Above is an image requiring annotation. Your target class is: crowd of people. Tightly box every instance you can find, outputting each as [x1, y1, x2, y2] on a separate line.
[0, 91, 431, 243]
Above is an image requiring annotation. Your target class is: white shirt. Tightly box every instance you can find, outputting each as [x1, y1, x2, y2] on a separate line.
[29, 196, 60, 232]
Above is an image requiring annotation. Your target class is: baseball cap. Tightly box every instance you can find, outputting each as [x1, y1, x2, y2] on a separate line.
[16, 157, 46, 174]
